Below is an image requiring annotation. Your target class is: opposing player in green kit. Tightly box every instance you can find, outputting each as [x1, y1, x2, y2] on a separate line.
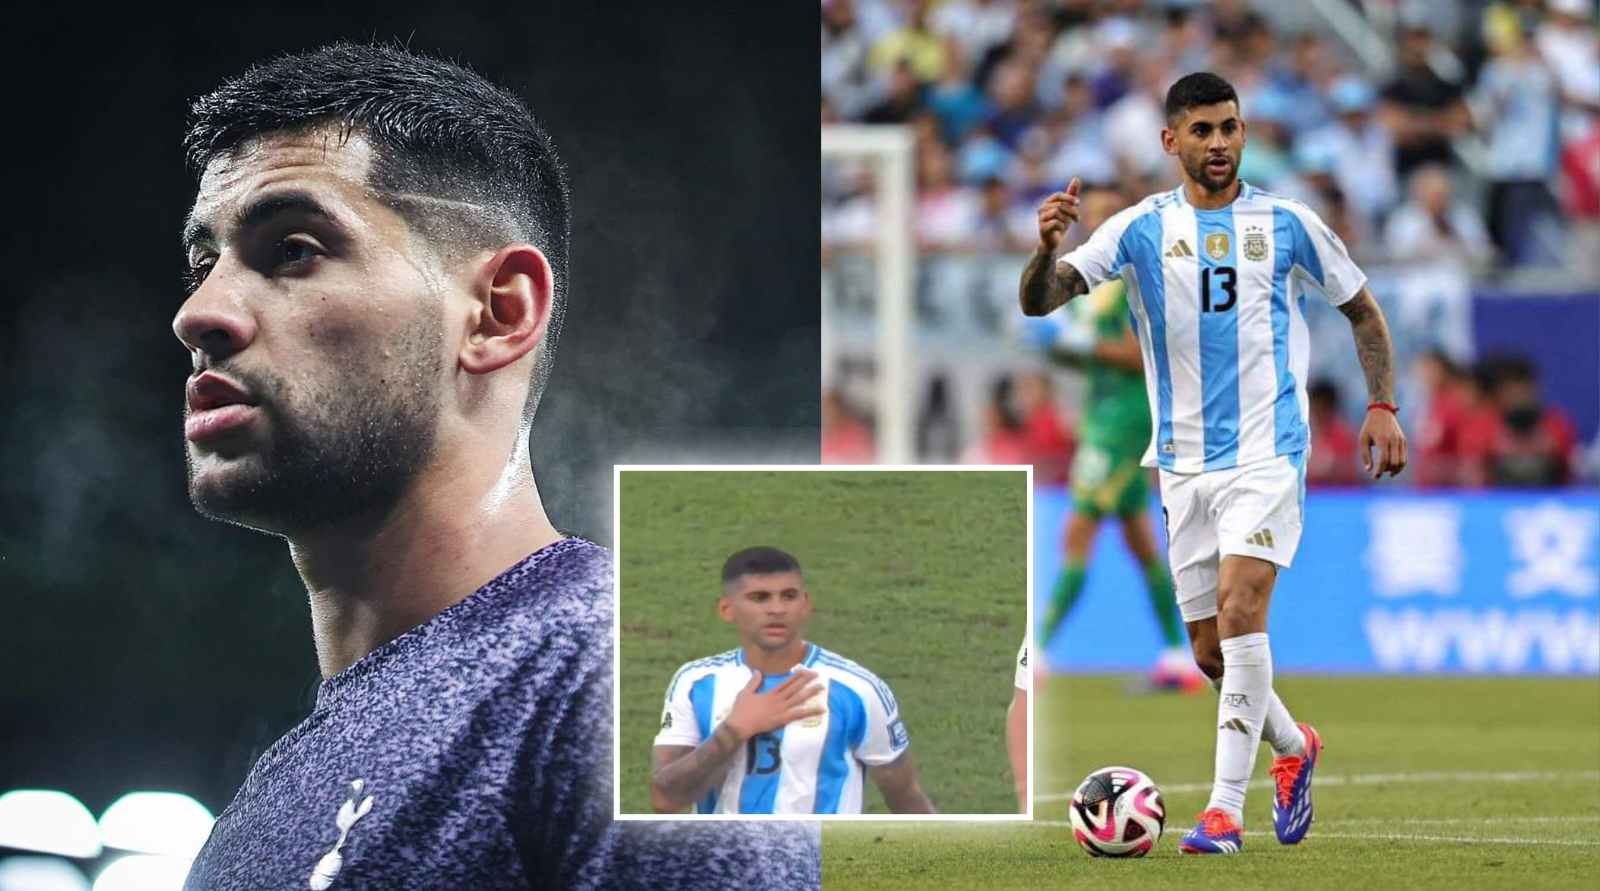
[1019, 181, 1204, 693]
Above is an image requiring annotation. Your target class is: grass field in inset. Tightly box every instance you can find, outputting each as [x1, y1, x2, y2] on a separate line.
[824, 675, 1600, 888]
[616, 468, 1028, 815]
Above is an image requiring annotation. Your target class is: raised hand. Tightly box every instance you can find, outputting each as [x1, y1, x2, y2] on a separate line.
[723, 669, 825, 740]
[1036, 177, 1081, 252]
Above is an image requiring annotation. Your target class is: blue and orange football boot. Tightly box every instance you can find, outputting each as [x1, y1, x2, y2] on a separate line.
[1179, 808, 1243, 854]
[1270, 722, 1323, 844]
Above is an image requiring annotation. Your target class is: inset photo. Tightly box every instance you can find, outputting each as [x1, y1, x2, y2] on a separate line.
[614, 466, 1030, 820]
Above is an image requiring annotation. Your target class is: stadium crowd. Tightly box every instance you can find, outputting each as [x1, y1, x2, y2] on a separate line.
[821, 0, 1599, 487]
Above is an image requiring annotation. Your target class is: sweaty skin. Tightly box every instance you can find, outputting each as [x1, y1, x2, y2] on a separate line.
[175, 127, 561, 679]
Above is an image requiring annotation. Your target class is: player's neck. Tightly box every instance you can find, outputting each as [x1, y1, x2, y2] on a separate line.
[289, 438, 562, 679]
[743, 639, 811, 677]
[1182, 177, 1241, 211]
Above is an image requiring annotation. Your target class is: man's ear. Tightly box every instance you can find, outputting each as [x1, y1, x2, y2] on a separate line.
[459, 243, 553, 376]
[717, 595, 734, 624]
[1161, 125, 1178, 156]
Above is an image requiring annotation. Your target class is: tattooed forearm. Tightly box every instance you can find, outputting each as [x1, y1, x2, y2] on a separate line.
[1019, 247, 1088, 316]
[652, 725, 743, 811]
[1339, 290, 1396, 403]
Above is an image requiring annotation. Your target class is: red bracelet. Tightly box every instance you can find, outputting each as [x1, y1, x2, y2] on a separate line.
[1368, 401, 1398, 414]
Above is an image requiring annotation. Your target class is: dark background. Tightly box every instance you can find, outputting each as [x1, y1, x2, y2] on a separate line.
[0, 5, 817, 822]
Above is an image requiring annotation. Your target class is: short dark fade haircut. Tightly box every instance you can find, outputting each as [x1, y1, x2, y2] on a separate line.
[183, 42, 572, 424]
[721, 546, 802, 587]
[1164, 72, 1240, 124]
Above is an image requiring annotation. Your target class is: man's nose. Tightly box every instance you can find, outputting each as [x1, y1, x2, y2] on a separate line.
[172, 264, 256, 364]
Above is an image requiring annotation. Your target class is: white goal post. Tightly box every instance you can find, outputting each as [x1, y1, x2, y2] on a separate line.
[820, 124, 915, 464]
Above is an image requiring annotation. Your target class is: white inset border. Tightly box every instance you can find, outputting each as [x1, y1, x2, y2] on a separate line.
[612, 464, 1034, 822]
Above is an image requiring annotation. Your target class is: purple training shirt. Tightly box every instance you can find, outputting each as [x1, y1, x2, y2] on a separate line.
[183, 538, 821, 890]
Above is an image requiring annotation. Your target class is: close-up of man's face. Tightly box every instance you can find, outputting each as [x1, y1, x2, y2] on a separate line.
[720, 570, 812, 653]
[175, 128, 450, 536]
[1163, 100, 1246, 194]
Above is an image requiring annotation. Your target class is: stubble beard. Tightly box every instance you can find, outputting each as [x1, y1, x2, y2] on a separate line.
[1188, 153, 1238, 194]
[185, 311, 444, 538]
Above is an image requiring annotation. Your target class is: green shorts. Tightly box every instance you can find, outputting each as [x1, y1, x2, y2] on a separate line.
[1070, 443, 1150, 519]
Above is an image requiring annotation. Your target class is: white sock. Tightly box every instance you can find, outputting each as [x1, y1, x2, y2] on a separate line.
[1210, 676, 1305, 757]
[1206, 633, 1273, 821]
[1263, 690, 1305, 757]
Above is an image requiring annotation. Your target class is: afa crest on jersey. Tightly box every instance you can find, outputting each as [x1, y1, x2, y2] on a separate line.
[1244, 226, 1267, 261]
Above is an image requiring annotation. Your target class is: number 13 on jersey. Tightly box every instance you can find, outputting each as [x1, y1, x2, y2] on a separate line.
[1200, 266, 1237, 313]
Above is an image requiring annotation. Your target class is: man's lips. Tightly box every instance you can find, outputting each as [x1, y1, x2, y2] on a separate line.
[185, 371, 260, 443]
[185, 403, 260, 443]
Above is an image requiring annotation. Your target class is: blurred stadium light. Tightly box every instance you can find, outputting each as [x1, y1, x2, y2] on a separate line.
[0, 790, 101, 858]
[97, 793, 213, 859]
[0, 856, 90, 891]
[90, 855, 191, 891]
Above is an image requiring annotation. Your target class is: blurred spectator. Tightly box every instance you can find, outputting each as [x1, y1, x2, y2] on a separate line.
[970, 177, 1034, 251]
[1041, 73, 1116, 187]
[822, 0, 878, 121]
[1378, 23, 1472, 178]
[1457, 356, 1580, 487]
[927, 39, 990, 143]
[864, 60, 925, 124]
[916, 143, 977, 247]
[869, 0, 947, 82]
[1102, 57, 1170, 180]
[1014, 371, 1074, 484]
[1536, 0, 1600, 142]
[1384, 165, 1493, 267]
[1087, 17, 1144, 110]
[929, 0, 1016, 63]
[1300, 75, 1399, 227]
[1561, 116, 1600, 219]
[822, 387, 875, 464]
[1158, 4, 1212, 78]
[1457, 358, 1511, 487]
[1265, 32, 1335, 136]
[984, 60, 1040, 149]
[1412, 348, 1473, 487]
[956, 121, 1014, 183]
[1473, 16, 1566, 266]
[1483, 358, 1579, 486]
[1237, 89, 1298, 191]
[962, 375, 1030, 464]
[1307, 379, 1361, 486]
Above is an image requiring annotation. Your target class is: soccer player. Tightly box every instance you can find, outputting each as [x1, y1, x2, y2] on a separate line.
[1019, 72, 1407, 854]
[1006, 640, 1029, 812]
[652, 547, 936, 815]
[174, 44, 817, 888]
[1021, 181, 1204, 693]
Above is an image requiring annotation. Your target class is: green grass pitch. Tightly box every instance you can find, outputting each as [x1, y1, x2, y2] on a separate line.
[823, 675, 1600, 888]
[616, 469, 1028, 815]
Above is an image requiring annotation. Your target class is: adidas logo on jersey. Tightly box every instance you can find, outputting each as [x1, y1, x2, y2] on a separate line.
[1164, 239, 1195, 258]
[1246, 528, 1276, 549]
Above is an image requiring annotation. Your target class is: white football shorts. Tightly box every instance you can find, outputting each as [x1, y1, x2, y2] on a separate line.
[1158, 452, 1306, 622]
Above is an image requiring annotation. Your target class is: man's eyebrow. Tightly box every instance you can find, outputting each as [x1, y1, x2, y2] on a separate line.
[1191, 117, 1239, 129]
[181, 191, 346, 253]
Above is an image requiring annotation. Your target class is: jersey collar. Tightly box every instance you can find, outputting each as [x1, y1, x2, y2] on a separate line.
[1174, 180, 1252, 211]
[735, 642, 819, 674]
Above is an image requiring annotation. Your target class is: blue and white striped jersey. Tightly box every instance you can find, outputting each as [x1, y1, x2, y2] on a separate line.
[1058, 182, 1366, 473]
[654, 643, 908, 815]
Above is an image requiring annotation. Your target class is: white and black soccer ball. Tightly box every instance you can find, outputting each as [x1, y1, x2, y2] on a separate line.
[1067, 766, 1165, 857]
